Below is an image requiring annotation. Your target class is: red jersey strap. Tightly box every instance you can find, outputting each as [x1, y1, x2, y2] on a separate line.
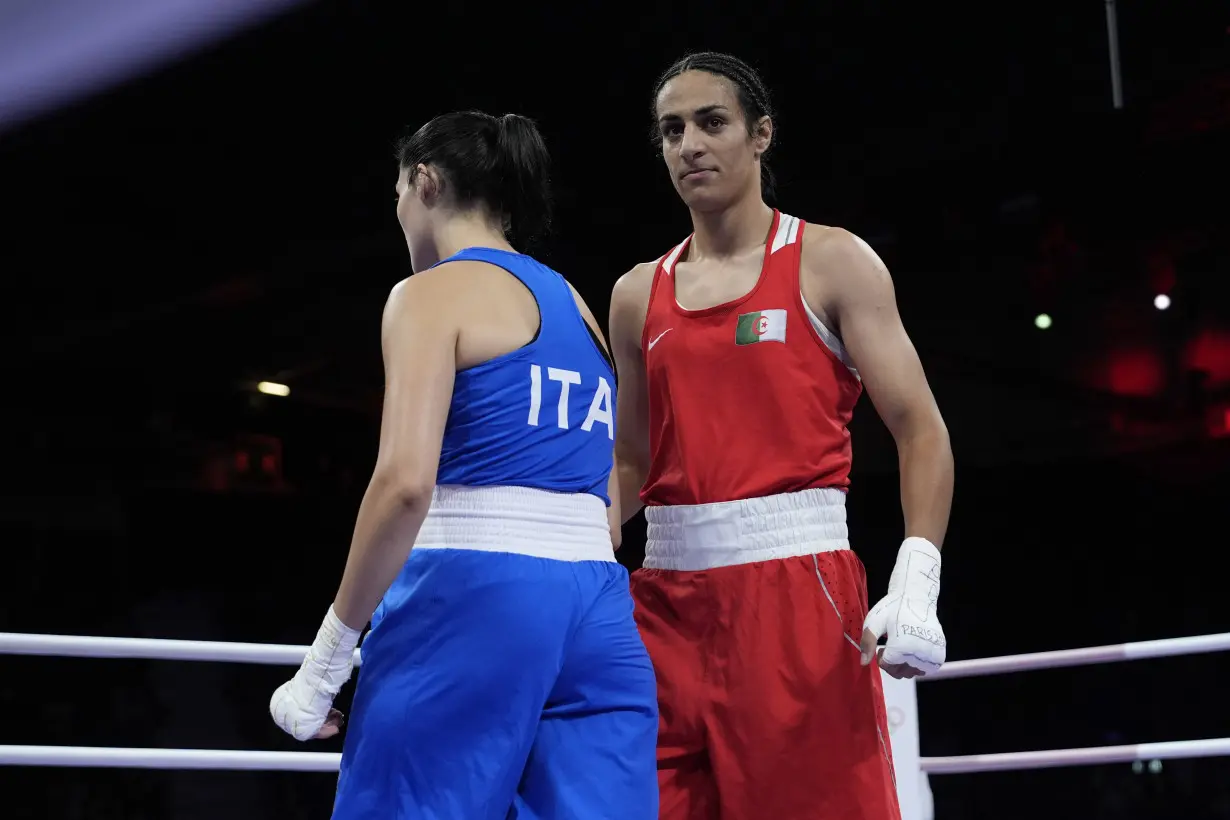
[660, 237, 689, 277]
[769, 212, 804, 256]
[640, 237, 689, 354]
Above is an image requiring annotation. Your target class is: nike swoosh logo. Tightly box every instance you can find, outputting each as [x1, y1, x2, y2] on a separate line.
[648, 328, 673, 351]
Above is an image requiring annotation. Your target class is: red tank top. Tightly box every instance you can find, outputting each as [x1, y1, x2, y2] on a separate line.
[639, 210, 863, 507]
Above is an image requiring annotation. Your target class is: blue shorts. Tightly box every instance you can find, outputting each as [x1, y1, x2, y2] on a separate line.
[332, 548, 659, 820]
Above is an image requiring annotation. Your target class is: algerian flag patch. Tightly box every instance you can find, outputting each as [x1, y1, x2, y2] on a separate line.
[735, 309, 787, 345]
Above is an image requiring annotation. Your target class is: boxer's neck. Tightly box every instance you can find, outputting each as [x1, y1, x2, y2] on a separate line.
[687, 196, 774, 262]
[432, 213, 516, 263]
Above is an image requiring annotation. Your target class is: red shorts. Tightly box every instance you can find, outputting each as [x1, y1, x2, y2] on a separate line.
[631, 490, 900, 820]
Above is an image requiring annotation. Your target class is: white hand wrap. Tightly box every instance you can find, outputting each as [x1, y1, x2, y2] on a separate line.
[269, 606, 361, 741]
[863, 537, 946, 675]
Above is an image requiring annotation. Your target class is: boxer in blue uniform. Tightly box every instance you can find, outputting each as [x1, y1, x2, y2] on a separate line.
[269, 110, 659, 820]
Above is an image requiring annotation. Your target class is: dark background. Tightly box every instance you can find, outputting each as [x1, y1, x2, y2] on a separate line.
[2, 1, 1229, 817]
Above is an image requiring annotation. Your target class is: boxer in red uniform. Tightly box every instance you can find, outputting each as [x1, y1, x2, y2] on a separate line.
[610, 52, 955, 819]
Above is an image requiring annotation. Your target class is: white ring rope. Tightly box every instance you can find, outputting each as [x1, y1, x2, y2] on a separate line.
[2, 630, 1227, 776]
[4, 631, 1227, 677]
[0, 745, 340, 771]
[2, 738, 1227, 774]
[0, 632, 362, 667]
[920, 738, 1230, 774]
[924, 632, 1230, 681]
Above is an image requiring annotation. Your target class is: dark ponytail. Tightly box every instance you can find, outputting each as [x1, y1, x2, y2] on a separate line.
[495, 114, 553, 250]
[396, 110, 553, 250]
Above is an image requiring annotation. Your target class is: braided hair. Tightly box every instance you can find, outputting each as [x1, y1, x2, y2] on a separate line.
[651, 52, 777, 202]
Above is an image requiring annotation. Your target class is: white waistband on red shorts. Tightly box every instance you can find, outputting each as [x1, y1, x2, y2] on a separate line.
[415, 485, 616, 563]
[643, 487, 850, 571]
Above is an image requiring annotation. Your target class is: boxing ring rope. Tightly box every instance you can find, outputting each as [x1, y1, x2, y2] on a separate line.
[922, 631, 1230, 681]
[3, 738, 1228, 774]
[2, 630, 1229, 776]
[0, 746, 342, 772]
[6, 630, 1228, 674]
[0, 631, 363, 667]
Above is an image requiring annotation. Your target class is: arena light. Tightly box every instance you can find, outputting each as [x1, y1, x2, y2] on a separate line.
[1034, 313, 1053, 330]
[257, 381, 290, 397]
[0, 0, 309, 134]
[1154, 294, 1171, 310]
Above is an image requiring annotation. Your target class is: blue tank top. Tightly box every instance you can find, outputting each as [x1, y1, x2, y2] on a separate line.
[433, 247, 617, 505]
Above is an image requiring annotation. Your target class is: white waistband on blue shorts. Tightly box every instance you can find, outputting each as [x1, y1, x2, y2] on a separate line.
[643, 487, 850, 571]
[415, 485, 616, 562]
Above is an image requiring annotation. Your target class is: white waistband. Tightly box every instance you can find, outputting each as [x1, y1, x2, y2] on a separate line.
[415, 485, 616, 562]
[644, 487, 849, 571]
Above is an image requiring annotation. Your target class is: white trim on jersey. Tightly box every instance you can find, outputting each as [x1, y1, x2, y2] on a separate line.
[771, 212, 802, 254]
[776, 212, 857, 379]
[661, 240, 687, 276]
[779, 213, 859, 379]
[802, 294, 860, 380]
